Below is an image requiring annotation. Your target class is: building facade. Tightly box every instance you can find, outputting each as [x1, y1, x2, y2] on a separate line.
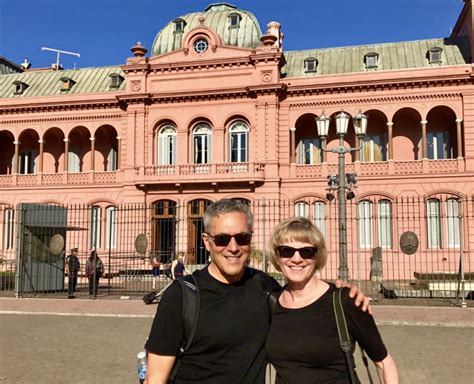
[0, 2, 473, 297]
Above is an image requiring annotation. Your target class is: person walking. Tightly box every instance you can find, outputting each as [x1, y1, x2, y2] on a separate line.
[65, 247, 80, 298]
[144, 199, 370, 384]
[86, 248, 104, 296]
[171, 252, 190, 280]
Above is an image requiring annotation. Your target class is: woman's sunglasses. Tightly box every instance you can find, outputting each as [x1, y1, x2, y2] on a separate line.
[207, 232, 252, 247]
[277, 245, 318, 259]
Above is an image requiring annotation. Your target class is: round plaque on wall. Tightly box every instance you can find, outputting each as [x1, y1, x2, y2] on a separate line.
[399, 231, 419, 255]
[135, 234, 148, 254]
[49, 234, 65, 255]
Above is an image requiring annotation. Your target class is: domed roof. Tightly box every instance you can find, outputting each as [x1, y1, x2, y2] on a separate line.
[151, 3, 262, 56]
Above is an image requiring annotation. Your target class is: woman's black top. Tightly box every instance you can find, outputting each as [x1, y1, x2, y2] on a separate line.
[265, 284, 388, 384]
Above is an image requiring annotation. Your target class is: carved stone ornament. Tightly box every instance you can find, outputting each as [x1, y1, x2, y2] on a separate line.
[135, 233, 148, 254]
[399, 231, 419, 255]
[131, 81, 141, 92]
[49, 234, 65, 256]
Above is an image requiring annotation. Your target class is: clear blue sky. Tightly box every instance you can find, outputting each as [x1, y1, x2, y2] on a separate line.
[0, 0, 465, 70]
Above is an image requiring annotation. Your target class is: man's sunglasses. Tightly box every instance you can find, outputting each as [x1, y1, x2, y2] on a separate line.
[277, 245, 318, 259]
[207, 232, 252, 247]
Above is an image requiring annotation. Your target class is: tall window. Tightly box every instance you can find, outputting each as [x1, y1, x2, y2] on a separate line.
[426, 198, 442, 248]
[297, 138, 322, 165]
[107, 147, 118, 171]
[3, 208, 14, 250]
[359, 200, 393, 248]
[229, 120, 248, 163]
[193, 123, 212, 164]
[427, 131, 452, 159]
[157, 125, 177, 165]
[19, 150, 36, 174]
[358, 201, 373, 248]
[361, 134, 387, 162]
[90, 205, 101, 249]
[68, 147, 81, 172]
[105, 206, 117, 249]
[377, 200, 392, 248]
[294, 201, 326, 237]
[446, 198, 461, 248]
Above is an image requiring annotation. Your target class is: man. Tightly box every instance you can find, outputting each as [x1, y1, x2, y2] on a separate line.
[65, 247, 80, 298]
[145, 199, 369, 384]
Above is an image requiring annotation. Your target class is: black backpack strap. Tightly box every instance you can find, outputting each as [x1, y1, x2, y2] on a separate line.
[333, 288, 358, 384]
[168, 274, 199, 383]
[253, 269, 280, 317]
[333, 288, 374, 384]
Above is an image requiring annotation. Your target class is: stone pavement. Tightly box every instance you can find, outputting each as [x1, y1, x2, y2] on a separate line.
[0, 297, 473, 383]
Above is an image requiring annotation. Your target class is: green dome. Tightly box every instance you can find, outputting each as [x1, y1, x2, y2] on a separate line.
[151, 3, 262, 56]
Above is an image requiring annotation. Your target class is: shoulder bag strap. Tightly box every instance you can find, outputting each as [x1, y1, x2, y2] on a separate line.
[333, 288, 358, 384]
[333, 288, 374, 384]
[168, 274, 199, 383]
[253, 270, 279, 317]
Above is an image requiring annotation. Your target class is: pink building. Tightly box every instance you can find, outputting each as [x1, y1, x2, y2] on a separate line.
[0, 2, 473, 298]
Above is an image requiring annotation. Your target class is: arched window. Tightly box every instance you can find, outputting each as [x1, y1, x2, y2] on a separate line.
[229, 120, 248, 163]
[157, 125, 177, 165]
[358, 199, 393, 249]
[193, 123, 212, 164]
[107, 146, 118, 171]
[294, 201, 326, 237]
[105, 206, 117, 249]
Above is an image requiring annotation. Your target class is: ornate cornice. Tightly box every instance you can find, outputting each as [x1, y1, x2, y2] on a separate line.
[0, 113, 123, 126]
[286, 73, 473, 98]
[0, 100, 120, 114]
[287, 92, 463, 109]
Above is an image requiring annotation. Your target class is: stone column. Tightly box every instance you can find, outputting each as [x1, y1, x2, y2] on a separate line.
[354, 135, 360, 161]
[456, 118, 463, 158]
[38, 139, 44, 173]
[421, 120, 428, 159]
[90, 137, 95, 171]
[63, 138, 69, 172]
[116, 136, 121, 170]
[387, 122, 393, 160]
[289, 127, 296, 163]
[13, 140, 20, 174]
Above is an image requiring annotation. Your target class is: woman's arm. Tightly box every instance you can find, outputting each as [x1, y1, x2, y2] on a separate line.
[171, 260, 178, 280]
[374, 353, 399, 384]
[145, 352, 176, 384]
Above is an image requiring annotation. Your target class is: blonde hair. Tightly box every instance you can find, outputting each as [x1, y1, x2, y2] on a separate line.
[269, 217, 327, 273]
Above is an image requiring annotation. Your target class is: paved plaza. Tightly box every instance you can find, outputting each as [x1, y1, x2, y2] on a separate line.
[0, 297, 473, 383]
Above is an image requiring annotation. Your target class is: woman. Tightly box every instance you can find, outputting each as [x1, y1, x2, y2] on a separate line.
[265, 217, 398, 384]
[86, 249, 104, 296]
[171, 251, 190, 280]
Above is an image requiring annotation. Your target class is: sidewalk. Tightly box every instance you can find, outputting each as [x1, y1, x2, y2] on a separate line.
[1, 296, 473, 327]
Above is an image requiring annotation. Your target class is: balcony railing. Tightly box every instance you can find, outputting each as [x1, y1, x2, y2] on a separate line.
[0, 171, 119, 188]
[141, 162, 265, 184]
[0, 159, 465, 188]
[293, 158, 464, 178]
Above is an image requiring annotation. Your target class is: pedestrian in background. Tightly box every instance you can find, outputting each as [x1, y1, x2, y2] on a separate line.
[86, 248, 104, 296]
[150, 252, 161, 290]
[65, 247, 80, 298]
[171, 251, 190, 280]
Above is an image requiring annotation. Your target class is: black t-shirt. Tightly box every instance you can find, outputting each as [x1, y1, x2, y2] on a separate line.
[265, 284, 388, 384]
[145, 266, 281, 384]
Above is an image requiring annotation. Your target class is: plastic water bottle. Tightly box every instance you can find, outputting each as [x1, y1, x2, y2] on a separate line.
[137, 351, 147, 383]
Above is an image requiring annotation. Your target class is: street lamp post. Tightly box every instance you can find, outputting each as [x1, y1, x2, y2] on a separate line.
[316, 111, 368, 281]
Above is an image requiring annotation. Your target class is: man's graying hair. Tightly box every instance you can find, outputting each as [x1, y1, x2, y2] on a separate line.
[203, 199, 254, 233]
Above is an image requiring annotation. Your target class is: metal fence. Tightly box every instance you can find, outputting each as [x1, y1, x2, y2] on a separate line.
[0, 195, 472, 306]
